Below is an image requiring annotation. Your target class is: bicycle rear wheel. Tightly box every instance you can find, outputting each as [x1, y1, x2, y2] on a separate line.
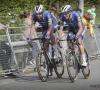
[54, 48, 64, 78]
[81, 48, 90, 78]
[66, 50, 78, 82]
[36, 50, 49, 82]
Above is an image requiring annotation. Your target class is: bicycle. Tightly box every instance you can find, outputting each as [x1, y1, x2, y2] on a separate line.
[66, 37, 90, 82]
[30, 37, 64, 82]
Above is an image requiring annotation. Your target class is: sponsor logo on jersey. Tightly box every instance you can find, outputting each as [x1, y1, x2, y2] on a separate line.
[32, 20, 35, 24]
[78, 16, 81, 21]
[48, 19, 52, 22]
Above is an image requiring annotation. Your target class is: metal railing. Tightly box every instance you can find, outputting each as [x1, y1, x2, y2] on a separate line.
[0, 24, 100, 76]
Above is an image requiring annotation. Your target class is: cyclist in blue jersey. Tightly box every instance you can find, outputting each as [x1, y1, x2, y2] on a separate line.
[58, 5, 87, 67]
[27, 4, 58, 63]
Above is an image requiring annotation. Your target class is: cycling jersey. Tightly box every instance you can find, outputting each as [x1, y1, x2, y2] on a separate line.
[59, 11, 84, 34]
[31, 11, 58, 32]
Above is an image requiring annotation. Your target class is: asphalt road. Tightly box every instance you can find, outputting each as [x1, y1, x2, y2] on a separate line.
[0, 59, 100, 90]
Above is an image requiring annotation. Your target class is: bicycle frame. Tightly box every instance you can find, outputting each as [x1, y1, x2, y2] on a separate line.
[30, 37, 64, 78]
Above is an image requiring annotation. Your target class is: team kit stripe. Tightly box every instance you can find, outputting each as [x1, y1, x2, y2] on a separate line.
[48, 19, 52, 22]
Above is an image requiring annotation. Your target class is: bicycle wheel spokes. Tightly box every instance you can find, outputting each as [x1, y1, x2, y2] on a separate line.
[54, 48, 64, 78]
[82, 49, 90, 78]
[36, 50, 49, 82]
[66, 51, 78, 82]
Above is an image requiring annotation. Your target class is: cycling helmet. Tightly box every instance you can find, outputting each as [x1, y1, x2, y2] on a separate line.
[34, 5, 44, 14]
[61, 5, 72, 14]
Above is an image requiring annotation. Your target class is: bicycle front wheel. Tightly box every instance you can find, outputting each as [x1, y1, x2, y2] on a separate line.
[36, 50, 49, 82]
[66, 50, 78, 82]
[54, 48, 64, 78]
[81, 48, 90, 78]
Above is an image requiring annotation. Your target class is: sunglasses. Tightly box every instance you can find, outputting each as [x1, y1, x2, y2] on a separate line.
[36, 12, 43, 15]
[63, 11, 70, 15]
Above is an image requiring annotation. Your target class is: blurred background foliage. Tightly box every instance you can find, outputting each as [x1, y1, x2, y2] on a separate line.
[0, 0, 100, 34]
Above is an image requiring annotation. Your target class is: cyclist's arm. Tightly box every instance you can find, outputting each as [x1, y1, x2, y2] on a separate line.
[46, 14, 53, 35]
[30, 25, 35, 37]
[77, 23, 83, 35]
[29, 15, 36, 38]
[46, 23, 52, 35]
[58, 26, 63, 38]
[58, 18, 64, 38]
[76, 15, 83, 35]
[27, 24, 35, 41]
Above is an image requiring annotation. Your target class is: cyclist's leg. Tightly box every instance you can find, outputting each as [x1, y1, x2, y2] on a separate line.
[42, 30, 52, 60]
[50, 29, 59, 58]
[43, 43, 49, 52]
[77, 36, 87, 66]
[50, 29, 56, 45]
[42, 37, 49, 53]
[67, 32, 74, 51]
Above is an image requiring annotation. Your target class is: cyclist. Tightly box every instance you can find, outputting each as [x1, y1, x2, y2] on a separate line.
[57, 5, 87, 67]
[27, 4, 59, 64]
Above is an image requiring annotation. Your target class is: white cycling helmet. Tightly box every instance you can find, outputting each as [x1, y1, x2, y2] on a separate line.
[34, 4, 44, 14]
[61, 5, 72, 14]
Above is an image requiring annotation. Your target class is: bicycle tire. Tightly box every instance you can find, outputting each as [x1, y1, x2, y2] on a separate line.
[81, 48, 90, 78]
[36, 50, 49, 82]
[53, 47, 64, 78]
[66, 50, 78, 82]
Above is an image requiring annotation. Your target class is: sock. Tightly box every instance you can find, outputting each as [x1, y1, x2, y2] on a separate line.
[81, 54, 86, 62]
[53, 45, 57, 50]
[53, 45, 59, 58]
[47, 51, 51, 58]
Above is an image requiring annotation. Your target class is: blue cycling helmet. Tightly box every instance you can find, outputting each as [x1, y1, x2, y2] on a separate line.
[34, 4, 44, 14]
[61, 5, 72, 14]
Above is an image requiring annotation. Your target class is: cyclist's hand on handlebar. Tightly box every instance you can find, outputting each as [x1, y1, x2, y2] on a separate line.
[56, 36, 61, 42]
[45, 33, 50, 39]
[27, 36, 32, 42]
[75, 34, 80, 39]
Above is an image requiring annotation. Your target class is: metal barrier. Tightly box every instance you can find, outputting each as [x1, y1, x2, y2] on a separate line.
[83, 26, 100, 57]
[0, 24, 99, 76]
[0, 26, 40, 76]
